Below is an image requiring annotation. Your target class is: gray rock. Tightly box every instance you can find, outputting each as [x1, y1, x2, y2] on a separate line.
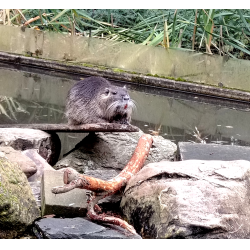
[33, 217, 141, 239]
[24, 149, 56, 182]
[55, 130, 177, 174]
[0, 157, 40, 238]
[54, 130, 177, 210]
[0, 128, 61, 165]
[23, 149, 56, 207]
[121, 160, 250, 239]
[178, 141, 250, 161]
[0, 146, 37, 178]
[41, 170, 87, 217]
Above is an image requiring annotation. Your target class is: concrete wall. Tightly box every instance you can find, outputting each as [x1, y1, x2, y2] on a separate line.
[1, 25, 250, 91]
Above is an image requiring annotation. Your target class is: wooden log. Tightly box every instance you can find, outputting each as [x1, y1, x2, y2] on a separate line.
[0, 123, 139, 133]
[52, 134, 153, 234]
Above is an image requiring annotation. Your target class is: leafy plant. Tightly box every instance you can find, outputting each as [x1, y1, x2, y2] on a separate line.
[1, 9, 250, 59]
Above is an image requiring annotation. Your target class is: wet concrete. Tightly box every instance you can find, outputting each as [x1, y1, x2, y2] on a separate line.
[178, 142, 250, 161]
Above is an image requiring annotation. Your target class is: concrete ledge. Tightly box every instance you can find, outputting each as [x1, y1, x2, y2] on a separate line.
[41, 170, 87, 217]
[1, 51, 250, 102]
[178, 142, 250, 161]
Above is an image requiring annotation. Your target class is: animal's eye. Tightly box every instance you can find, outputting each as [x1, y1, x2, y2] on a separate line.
[105, 88, 109, 94]
[112, 91, 117, 95]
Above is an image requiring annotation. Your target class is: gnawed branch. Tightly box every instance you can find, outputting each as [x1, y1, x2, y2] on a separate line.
[52, 134, 153, 234]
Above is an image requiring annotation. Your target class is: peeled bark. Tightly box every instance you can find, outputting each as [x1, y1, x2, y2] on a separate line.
[52, 134, 153, 234]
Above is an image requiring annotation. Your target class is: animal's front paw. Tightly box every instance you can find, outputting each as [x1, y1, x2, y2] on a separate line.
[119, 119, 130, 125]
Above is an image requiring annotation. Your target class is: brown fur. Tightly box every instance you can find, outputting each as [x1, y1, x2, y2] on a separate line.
[65, 76, 135, 125]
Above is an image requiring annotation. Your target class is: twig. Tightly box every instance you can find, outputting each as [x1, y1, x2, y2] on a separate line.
[24, 13, 46, 26]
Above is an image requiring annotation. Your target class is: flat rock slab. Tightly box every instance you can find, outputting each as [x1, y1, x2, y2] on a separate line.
[178, 142, 250, 161]
[41, 170, 87, 217]
[33, 217, 141, 239]
[0, 123, 139, 132]
[0, 146, 37, 178]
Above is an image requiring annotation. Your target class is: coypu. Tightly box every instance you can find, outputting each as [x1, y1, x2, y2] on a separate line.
[65, 76, 135, 125]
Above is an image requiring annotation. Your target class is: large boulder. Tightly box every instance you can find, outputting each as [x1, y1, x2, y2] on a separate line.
[0, 157, 40, 238]
[0, 128, 61, 165]
[121, 160, 250, 239]
[54, 130, 177, 176]
[54, 131, 177, 210]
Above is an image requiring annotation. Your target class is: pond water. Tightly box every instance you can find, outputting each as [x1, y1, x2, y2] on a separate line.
[1, 61, 250, 160]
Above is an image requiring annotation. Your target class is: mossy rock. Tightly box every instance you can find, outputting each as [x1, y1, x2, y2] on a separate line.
[0, 157, 40, 238]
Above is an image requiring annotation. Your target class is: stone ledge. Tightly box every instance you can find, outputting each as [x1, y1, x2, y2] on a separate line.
[178, 141, 250, 161]
[1, 51, 250, 102]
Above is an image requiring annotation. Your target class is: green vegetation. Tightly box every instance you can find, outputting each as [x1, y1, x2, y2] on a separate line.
[1, 9, 250, 59]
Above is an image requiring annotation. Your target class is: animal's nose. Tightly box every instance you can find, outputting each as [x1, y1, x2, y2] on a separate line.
[123, 95, 130, 101]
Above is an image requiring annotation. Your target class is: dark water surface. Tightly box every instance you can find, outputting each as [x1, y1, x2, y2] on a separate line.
[1, 61, 250, 159]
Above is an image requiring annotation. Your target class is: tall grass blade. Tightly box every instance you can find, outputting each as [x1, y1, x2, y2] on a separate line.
[148, 31, 164, 46]
[237, 10, 250, 33]
[141, 25, 157, 45]
[171, 10, 178, 44]
[10, 9, 29, 22]
[163, 20, 168, 48]
[49, 9, 71, 24]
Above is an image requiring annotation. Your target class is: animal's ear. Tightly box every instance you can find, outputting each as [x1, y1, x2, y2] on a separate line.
[123, 85, 127, 89]
[105, 88, 110, 94]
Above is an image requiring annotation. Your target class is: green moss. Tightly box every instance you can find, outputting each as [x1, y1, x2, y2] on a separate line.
[97, 66, 107, 70]
[131, 76, 147, 84]
[112, 68, 126, 73]
[24, 52, 32, 57]
[82, 63, 95, 68]
[176, 77, 187, 82]
[145, 73, 190, 83]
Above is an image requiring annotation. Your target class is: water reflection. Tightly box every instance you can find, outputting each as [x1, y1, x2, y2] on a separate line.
[1, 61, 250, 161]
[0, 96, 65, 124]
